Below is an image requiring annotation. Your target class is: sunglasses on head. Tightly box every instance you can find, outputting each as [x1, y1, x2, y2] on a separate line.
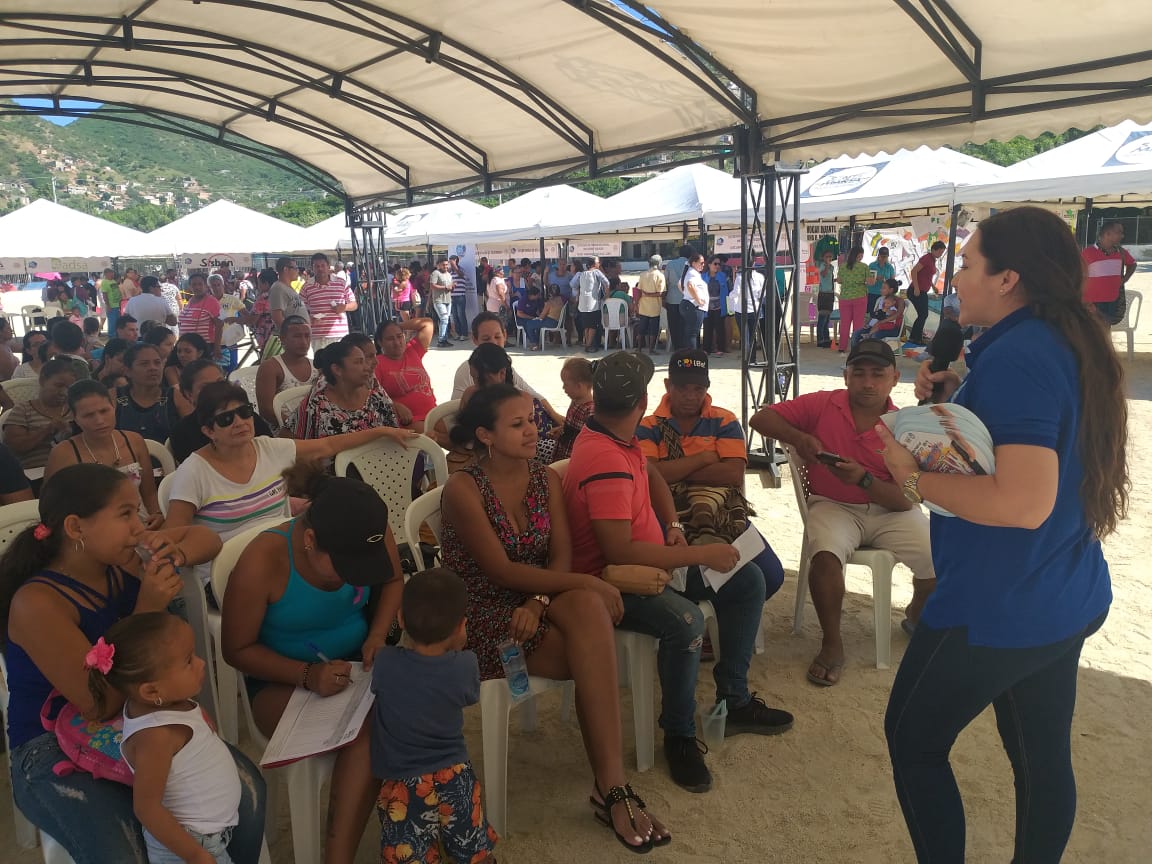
[211, 403, 256, 428]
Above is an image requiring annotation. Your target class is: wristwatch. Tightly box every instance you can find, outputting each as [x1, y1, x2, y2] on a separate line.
[529, 594, 551, 613]
[668, 521, 685, 532]
[902, 471, 924, 504]
[857, 471, 874, 490]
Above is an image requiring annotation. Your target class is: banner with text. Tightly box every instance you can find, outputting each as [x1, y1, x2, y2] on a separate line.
[562, 240, 622, 258]
[22, 257, 113, 275]
[181, 253, 254, 271]
[476, 243, 544, 262]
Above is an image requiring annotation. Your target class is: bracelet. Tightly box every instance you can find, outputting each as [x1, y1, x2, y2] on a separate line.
[301, 662, 314, 690]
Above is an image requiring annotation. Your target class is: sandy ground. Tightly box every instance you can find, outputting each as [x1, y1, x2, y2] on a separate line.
[4, 273, 1152, 863]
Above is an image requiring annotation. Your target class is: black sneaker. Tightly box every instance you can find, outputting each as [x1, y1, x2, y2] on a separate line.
[724, 694, 794, 737]
[437, 340, 452, 348]
[663, 736, 712, 793]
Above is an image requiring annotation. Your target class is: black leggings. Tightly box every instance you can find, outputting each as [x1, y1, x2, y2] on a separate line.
[886, 611, 1106, 863]
[702, 310, 728, 353]
[907, 289, 931, 344]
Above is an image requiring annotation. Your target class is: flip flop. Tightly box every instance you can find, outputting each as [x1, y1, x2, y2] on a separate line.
[901, 618, 917, 637]
[806, 658, 844, 687]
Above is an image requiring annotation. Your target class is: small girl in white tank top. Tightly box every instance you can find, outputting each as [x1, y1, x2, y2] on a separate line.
[87, 612, 241, 864]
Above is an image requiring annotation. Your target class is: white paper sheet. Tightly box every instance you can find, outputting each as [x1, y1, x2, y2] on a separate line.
[700, 526, 765, 592]
[260, 661, 373, 768]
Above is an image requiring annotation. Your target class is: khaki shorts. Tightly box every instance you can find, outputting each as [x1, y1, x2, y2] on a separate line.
[806, 496, 935, 580]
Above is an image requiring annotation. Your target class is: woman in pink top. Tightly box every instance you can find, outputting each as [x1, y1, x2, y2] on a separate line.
[373, 318, 437, 429]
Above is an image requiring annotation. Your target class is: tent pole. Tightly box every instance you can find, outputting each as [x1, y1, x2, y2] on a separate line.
[1082, 197, 1095, 247]
[942, 202, 962, 296]
[698, 217, 706, 252]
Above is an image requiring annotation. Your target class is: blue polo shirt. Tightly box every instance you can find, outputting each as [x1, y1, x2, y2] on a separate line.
[867, 260, 895, 298]
[921, 307, 1111, 647]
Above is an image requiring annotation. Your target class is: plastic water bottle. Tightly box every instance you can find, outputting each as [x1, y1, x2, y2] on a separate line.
[497, 639, 531, 703]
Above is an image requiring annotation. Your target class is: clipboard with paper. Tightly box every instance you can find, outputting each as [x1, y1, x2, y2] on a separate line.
[260, 661, 374, 768]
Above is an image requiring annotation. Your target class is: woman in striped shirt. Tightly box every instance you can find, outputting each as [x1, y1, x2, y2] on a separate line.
[176, 274, 223, 359]
[162, 380, 416, 589]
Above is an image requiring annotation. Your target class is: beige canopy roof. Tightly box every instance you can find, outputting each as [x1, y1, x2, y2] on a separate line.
[2, 1, 1151, 206]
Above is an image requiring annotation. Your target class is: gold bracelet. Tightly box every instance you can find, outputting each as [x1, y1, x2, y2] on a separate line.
[301, 662, 314, 690]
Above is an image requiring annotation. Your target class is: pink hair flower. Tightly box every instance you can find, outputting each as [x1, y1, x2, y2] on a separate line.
[83, 638, 115, 675]
[33, 523, 51, 541]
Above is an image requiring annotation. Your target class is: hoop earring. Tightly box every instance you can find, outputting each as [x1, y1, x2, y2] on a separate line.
[487, 444, 493, 461]
[154, 695, 162, 707]
[74, 537, 86, 553]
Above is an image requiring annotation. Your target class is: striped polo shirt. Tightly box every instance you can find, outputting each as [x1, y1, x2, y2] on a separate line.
[1081, 244, 1135, 304]
[300, 278, 355, 339]
[636, 393, 748, 462]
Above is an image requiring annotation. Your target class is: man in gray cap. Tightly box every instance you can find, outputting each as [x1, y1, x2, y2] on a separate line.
[563, 351, 794, 794]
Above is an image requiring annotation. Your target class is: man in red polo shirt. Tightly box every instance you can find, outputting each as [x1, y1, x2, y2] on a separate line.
[1081, 220, 1136, 324]
[750, 340, 935, 687]
[564, 351, 794, 795]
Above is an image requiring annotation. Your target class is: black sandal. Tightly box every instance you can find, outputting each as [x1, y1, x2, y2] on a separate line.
[626, 787, 671, 848]
[589, 784, 658, 854]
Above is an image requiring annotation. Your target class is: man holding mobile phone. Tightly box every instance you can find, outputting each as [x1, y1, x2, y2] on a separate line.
[749, 341, 936, 686]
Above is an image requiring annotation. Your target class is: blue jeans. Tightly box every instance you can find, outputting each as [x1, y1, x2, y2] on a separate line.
[450, 295, 468, 338]
[10, 732, 265, 864]
[433, 299, 451, 342]
[886, 611, 1106, 864]
[680, 301, 705, 349]
[520, 317, 546, 346]
[105, 308, 120, 338]
[617, 561, 766, 738]
[146, 827, 234, 863]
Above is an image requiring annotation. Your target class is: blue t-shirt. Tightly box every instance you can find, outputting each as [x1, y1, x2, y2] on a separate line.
[867, 261, 895, 296]
[921, 307, 1111, 647]
[370, 647, 479, 779]
[664, 257, 687, 305]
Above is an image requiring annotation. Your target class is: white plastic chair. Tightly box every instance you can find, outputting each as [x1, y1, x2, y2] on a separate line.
[1112, 289, 1143, 361]
[797, 290, 819, 343]
[228, 365, 261, 405]
[2, 378, 39, 404]
[784, 446, 896, 669]
[423, 399, 460, 446]
[210, 520, 336, 864]
[271, 383, 312, 428]
[19, 305, 44, 334]
[334, 434, 448, 550]
[602, 297, 631, 349]
[540, 301, 568, 351]
[403, 485, 443, 572]
[144, 437, 176, 478]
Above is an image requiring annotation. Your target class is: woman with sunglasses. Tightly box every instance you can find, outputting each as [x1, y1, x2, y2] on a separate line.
[163, 380, 416, 589]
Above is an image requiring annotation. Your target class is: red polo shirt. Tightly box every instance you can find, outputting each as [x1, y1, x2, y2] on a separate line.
[563, 418, 664, 576]
[765, 389, 896, 503]
[1081, 245, 1135, 304]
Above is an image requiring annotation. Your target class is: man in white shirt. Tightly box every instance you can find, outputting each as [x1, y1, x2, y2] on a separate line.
[125, 276, 177, 328]
[449, 311, 543, 399]
[570, 258, 609, 352]
[300, 252, 357, 351]
[679, 252, 709, 349]
[428, 258, 455, 348]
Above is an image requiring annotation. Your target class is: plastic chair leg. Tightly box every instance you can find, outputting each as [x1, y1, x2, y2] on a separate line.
[40, 832, 76, 864]
[519, 694, 538, 733]
[283, 753, 336, 864]
[792, 533, 811, 635]
[872, 564, 894, 670]
[617, 633, 656, 773]
[262, 770, 283, 849]
[11, 799, 37, 850]
[479, 682, 511, 837]
[698, 600, 719, 658]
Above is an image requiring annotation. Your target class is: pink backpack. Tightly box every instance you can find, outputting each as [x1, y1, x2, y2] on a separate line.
[40, 690, 134, 785]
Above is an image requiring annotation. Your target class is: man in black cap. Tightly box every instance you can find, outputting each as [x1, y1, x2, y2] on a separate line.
[637, 349, 785, 596]
[563, 351, 794, 794]
[750, 340, 935, 687]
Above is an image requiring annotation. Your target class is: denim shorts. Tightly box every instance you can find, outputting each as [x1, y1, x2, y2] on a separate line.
[146, 826, 234, 864]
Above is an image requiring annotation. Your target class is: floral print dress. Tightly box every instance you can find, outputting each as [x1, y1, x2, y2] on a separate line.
[440, 462, 552, 680]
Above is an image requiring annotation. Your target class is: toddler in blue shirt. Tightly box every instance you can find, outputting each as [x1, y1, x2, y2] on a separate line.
[371, 568, 498, 863]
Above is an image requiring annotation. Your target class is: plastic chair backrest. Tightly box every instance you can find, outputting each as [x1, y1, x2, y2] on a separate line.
[782, 445, 812, 524]
[1113, 289, 1143, 331]
[271, 384, 312, 426]
[145, 437, 176, 477]
[0, 500, 40, 554]
[1, 378, 39, 404]
[403, 486, 444, 571]
[209, 518, 289, 614]
[334, 434, 449, 542]
[157, 472, 175, 516]
[424, 399, 461, 439]
[603, 297, 628, 329]
[228, 366, 260, 405]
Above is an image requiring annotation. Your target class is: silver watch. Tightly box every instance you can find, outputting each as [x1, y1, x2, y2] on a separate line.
[669, 521, 685, 532]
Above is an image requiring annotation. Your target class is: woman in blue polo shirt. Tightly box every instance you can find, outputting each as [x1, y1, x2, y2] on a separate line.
[874, 206, 1128, 864]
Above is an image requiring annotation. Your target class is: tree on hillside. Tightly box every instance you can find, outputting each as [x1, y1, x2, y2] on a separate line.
[959, 128, 1095, 166]
[267, 198, 343, 226]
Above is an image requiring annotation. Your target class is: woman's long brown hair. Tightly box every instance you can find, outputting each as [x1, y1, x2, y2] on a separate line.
[978, 206, 1129, 537]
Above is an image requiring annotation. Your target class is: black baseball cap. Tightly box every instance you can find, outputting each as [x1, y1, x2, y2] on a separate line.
[668, 348, 710, 386]
[308, 478, 397, 587]
[845, 340, 896, 367]
[592, 350, 654, 411]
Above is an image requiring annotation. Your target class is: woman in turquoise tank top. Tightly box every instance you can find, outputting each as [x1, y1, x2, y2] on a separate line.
[221, 464, 401, 864]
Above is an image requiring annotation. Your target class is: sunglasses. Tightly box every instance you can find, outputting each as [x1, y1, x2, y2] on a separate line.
[211, 403, 256, 428]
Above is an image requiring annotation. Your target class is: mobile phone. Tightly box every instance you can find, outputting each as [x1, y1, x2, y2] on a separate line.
[816, 451, 846, 466]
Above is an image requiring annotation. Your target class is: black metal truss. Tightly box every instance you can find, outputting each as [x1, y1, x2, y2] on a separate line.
[739, 166, 805, 471]
[0, 98, 344, 197]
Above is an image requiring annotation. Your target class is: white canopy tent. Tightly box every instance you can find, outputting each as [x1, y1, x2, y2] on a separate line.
[137, 200, 310, 256]
[0, 199, 149, 259]
[964, 121, 1152, 205]
[4, 2, 1150, 207]
[425, 185, 611, 245]
[295, 199, 493, 252]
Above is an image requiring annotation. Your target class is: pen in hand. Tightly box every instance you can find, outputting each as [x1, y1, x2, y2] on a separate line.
[307, 641, 352, 683]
